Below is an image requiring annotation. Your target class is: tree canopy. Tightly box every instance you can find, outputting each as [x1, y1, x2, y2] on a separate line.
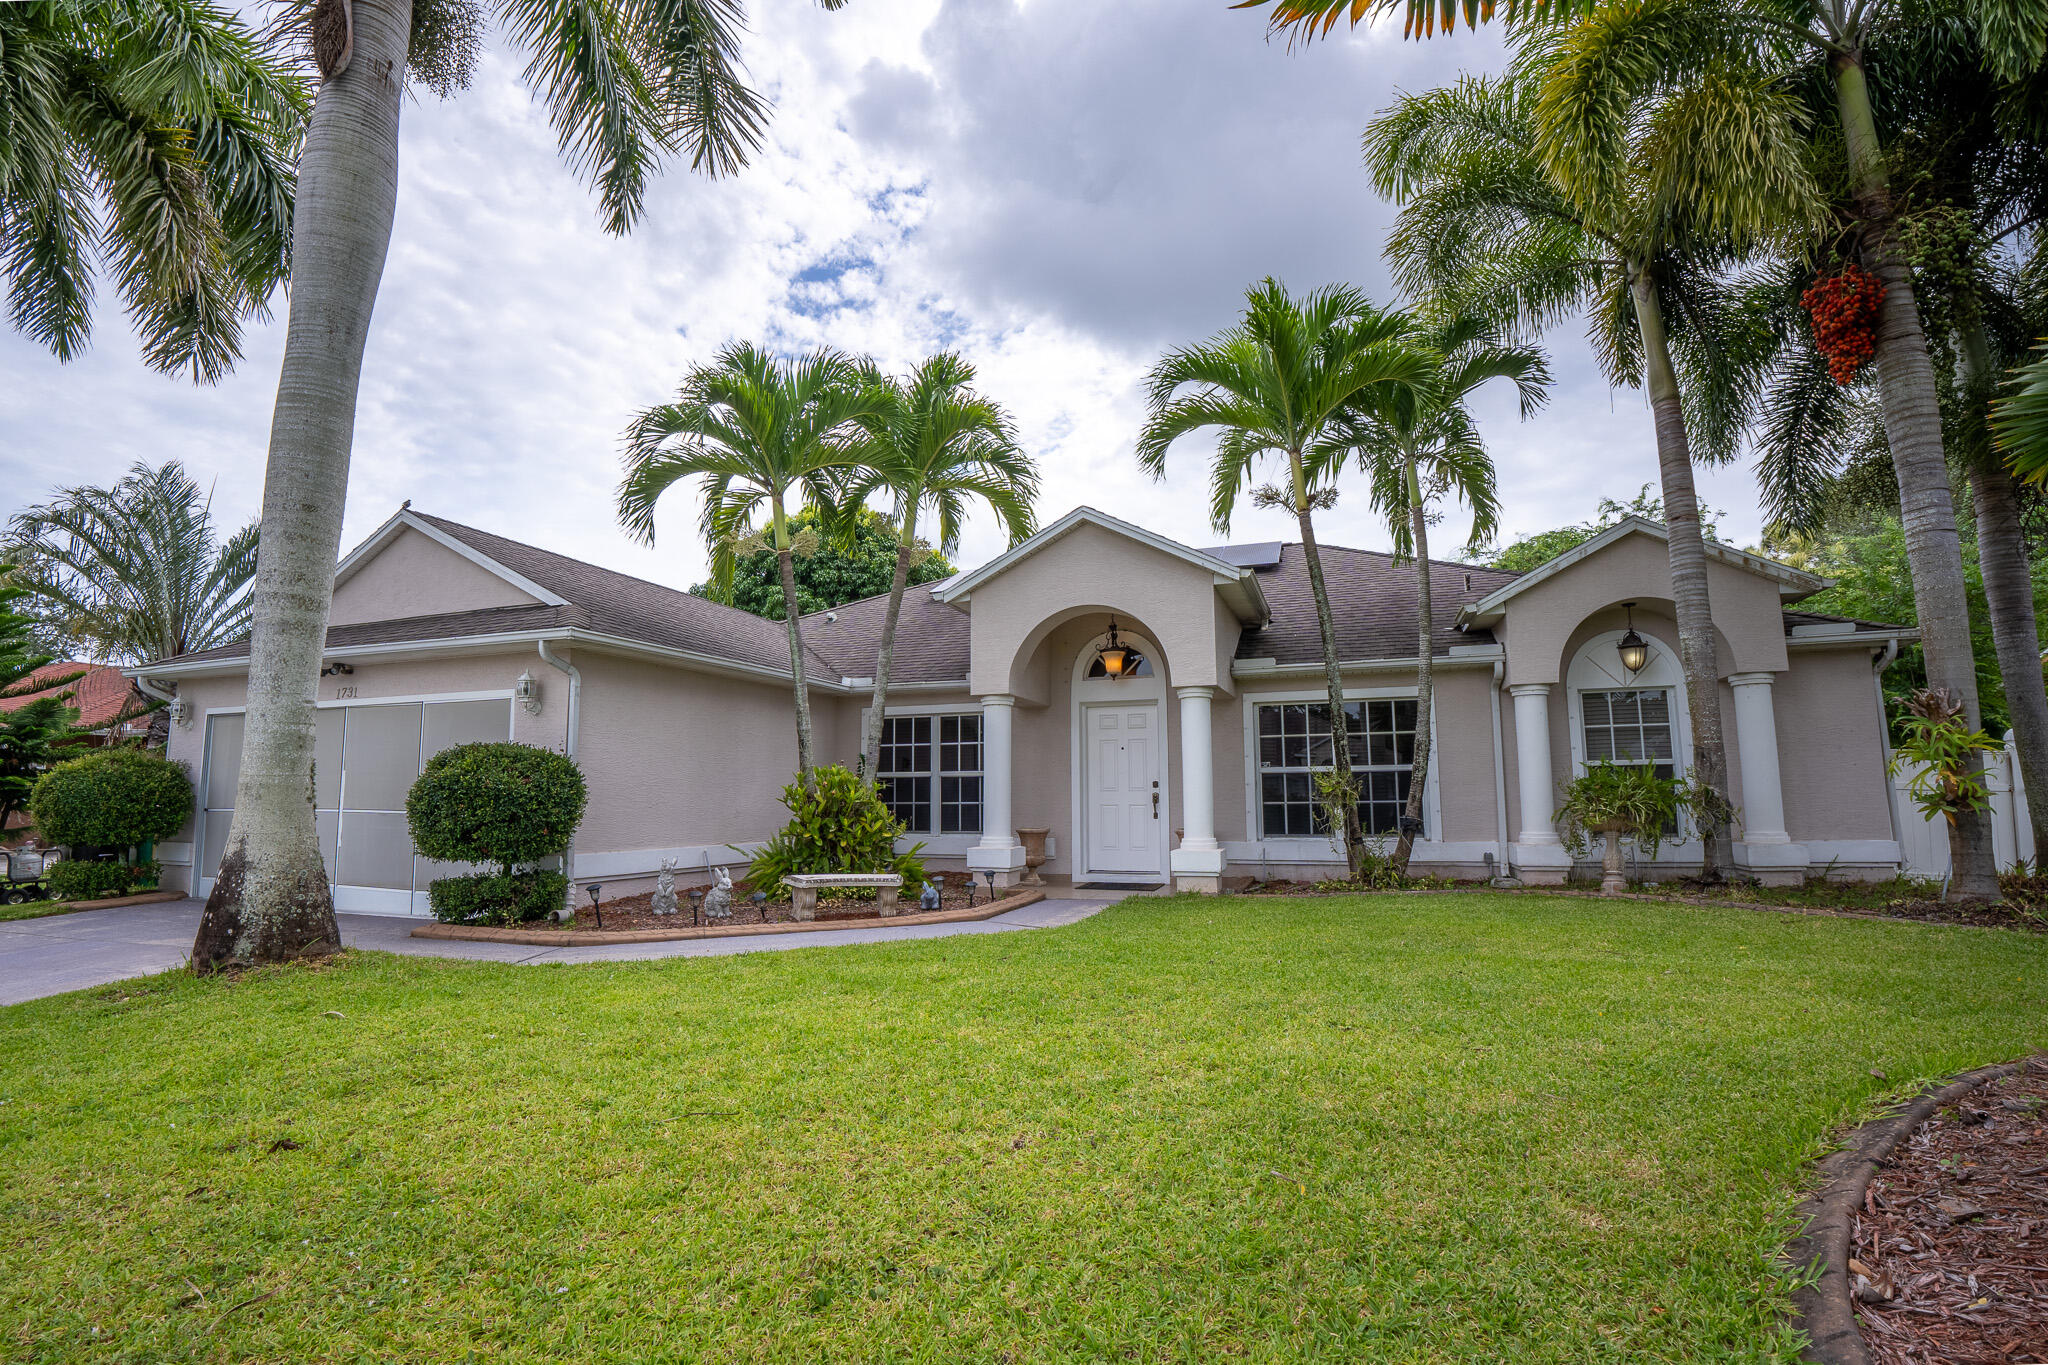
[689, 507, 955, 622]
[1471, 487, 1725, 573]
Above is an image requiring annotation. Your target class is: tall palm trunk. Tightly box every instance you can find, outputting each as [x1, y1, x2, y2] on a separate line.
[1834, 51, 1999, 896]
[1628, 265, 1734, 881]
[190, 0, 410, 971]
[1392, 456, 1431, 876]
[1291, 450, 1365, 879]
[770, 500, 816, 780]
[860, 498, 918, 781]
[1960, 321, 2048, 855]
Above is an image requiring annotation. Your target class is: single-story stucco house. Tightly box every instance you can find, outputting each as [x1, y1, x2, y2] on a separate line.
[131, 504, 1915, 913]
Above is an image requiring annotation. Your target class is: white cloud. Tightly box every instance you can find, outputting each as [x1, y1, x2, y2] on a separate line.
[0, 0, 1777, 600]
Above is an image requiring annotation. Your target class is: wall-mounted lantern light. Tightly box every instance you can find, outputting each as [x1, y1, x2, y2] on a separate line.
[1095, 618, 1133, 679]
[1616, 602, 1650, 674]
[168, 696, 191, 729]
[515, 669, 542, 715]
[319, 661, 354, 678]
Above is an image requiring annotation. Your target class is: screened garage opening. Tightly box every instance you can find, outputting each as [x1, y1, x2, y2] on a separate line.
[199, 697, 512, 915]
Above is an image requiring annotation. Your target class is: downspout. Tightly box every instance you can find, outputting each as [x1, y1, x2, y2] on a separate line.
[538, 640, 582, 921]
[135, 674, 177, 706]
[1873, 640, 1903, 863]
[1490, 657, 1510, 880]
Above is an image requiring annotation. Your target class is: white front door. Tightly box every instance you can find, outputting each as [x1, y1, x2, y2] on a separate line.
[1085, 702, 1162, 876]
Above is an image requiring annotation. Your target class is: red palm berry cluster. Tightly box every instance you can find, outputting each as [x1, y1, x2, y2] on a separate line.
[1800, 264, 1887, 385]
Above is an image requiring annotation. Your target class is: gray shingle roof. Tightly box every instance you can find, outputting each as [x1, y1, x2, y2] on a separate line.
[414, 513, 831, 676]
[1234, 544, 1517, 664]
[800, 583, 970, 684]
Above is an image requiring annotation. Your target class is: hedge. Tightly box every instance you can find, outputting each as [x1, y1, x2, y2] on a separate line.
[407, 742, 586, 875]
[48, 859, 158, 902]
[428, 870, 568, 926]
[29, 749, 191, 850]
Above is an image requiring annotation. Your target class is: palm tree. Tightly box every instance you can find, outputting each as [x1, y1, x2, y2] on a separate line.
[620, 343, 878, 779]
[1, 0, 304, 380]
[1249, 0, 2041, 895]
[196, 0, 836, 971]
[1139, 278, 1432, 880]
[1325, 313, 1547, 874]
[1362, 68, 1810, 878]
[844, 354, 1039, 781]
[6, 461, 258, 664]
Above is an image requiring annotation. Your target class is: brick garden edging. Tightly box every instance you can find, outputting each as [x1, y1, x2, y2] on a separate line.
[1785, 1056, 2036, 1364]
[43, 889, 186, 912]
[410, 888, 1049, 947]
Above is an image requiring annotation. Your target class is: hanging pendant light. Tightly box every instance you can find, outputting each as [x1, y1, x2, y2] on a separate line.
[1095, 618, 1132, 679]
[1616, 602, 1650, 674]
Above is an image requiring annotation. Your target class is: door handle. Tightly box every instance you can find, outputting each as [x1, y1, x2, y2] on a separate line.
[1152, 790, 1159, 818]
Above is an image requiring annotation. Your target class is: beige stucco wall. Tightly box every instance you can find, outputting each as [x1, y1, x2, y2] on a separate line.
[1776, 646, 1896, 843]
[1500, 531, 1789, 685]
[330, 527, 539, 625]
[965, 521, 1238, 700]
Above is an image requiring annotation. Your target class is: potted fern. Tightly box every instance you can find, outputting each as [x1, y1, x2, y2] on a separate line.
[1555, 762, 1722, 895]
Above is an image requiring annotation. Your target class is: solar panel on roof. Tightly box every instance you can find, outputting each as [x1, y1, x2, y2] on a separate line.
[1201, 542, 1284, 569]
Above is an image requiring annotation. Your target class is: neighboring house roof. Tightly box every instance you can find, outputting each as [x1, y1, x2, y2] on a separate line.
[2, 661, 147, 732]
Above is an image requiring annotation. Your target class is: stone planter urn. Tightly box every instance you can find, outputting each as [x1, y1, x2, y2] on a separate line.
[1016, 827, 1051, 887]
[1595, 820, 1631, 896]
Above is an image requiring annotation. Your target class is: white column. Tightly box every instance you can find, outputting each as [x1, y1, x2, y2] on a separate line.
[1510, 684, 1559, 844]
[1729, 672, 1789, 843]
[1728, 671, 1807, 884]
[1508, 683, 1570, 883]
[1171, 686, 1225, 892]
[966, 694, 1025, 885]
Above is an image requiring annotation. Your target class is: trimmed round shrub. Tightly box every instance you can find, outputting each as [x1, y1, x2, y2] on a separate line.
[746, 764, 926, 901]
[29, 748, 192, 850]
[406, 742, 586, 876]
[428, 869, 567, 925]
[48, 858, 158, 902]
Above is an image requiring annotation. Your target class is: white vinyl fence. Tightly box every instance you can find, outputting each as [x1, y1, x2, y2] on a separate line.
[1892, 737, 2036, 879]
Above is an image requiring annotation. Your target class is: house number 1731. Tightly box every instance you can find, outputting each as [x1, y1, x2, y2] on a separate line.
[333, 685, 358, 699]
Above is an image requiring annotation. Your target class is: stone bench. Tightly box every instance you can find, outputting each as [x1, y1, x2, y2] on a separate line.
[783, 872, 904, 921]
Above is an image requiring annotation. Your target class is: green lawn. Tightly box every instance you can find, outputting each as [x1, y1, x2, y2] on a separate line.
[3, 894, 2045, 1363]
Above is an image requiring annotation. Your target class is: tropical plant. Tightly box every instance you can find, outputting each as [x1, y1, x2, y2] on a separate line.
[1997, 341, 2048, 478]
[1325, 312, 1547, 873]
[0, 568, 61, 694]
[5, 461, 258, 663]
[0, 0, 304, 380]
[198, 0, 835, 972]
[688, 506, 955, 621]
[743, 764, 927, 901]
[1890, 688, 2004, 861]
[620, 343, 878, 779]
[845, 353, 1038, 780]
[1554, 760, 1716, 893]
[0, 696, 80, 827]
[1254, 0, 2047, 897]
[1137, 277, 1432, 880]
[1361, 67, 1806, 880]
[28, 747, 192, 852]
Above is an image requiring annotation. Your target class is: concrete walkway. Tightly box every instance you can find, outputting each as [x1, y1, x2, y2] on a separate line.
[0, 895, 1114, 1007]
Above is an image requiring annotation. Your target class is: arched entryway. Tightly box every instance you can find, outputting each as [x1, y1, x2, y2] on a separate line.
[1068, 627, 1172, 883]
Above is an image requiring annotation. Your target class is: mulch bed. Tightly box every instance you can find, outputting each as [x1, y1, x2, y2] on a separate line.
[1851, 1056, 2048, 1363]
[1620, 882, 2048, 933]
[565, 870, 992, 932]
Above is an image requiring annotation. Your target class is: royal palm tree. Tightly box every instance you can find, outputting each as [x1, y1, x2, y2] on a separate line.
[1325, 313, 1546, 874]
[1363, 67, 1813, 878]
[620, 343, 877, 779]
[1, 0, 303, 379]
[1250, 0, 2043, 894]
[6, 461, 258, 664]
[844, 354, 1039, 781]
[196, 0, 838, 971]
[1139, 278, 1433, 879]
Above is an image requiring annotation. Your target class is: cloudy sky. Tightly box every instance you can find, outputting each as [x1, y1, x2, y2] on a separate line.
[0, 0, 1769, 591]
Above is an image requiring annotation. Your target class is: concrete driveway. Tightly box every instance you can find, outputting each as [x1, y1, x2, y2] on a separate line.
[1, 896, 1110, 1007]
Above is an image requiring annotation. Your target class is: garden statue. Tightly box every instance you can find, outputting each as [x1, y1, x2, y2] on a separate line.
[703, 866, 735, 920]
[920, 881, 940, 912]
[652, 858, 679, 915]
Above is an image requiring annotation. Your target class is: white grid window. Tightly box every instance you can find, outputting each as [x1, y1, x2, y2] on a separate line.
[1256, 699, 1419, 839]
[1581, 689, 1675, 775]
[878, 714, 982, 835]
